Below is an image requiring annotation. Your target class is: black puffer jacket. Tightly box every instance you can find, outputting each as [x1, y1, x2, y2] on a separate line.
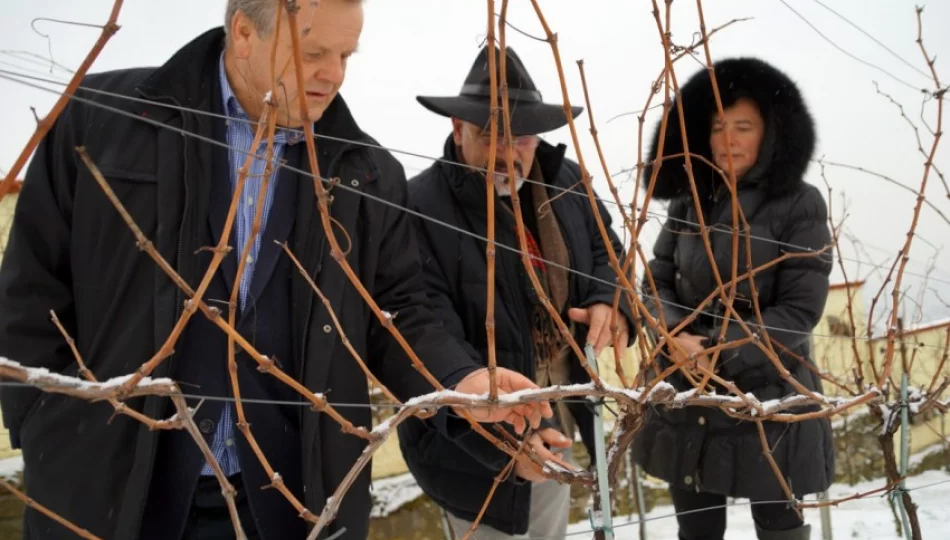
[398, 136, 636, 535]
[631, 57, 836, 501]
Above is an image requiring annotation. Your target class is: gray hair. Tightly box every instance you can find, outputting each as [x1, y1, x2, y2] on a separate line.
[224, 0, 278, 37]
[224, 0, 363, 37]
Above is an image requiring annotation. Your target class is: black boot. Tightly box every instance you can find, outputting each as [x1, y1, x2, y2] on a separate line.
[755, 523, 811, 540]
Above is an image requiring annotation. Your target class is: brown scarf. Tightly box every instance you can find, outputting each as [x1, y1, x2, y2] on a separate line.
[503, 163, 576, 439]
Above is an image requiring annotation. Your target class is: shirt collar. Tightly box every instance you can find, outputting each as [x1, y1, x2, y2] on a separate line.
[218, 52, 305, 146]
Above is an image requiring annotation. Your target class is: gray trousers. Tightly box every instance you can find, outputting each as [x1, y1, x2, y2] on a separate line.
[445, 447, 574, 539]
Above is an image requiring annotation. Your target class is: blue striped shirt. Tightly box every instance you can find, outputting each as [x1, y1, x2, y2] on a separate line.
[201, 52, 304, 477]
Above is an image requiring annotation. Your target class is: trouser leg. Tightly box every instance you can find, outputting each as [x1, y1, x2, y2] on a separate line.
[668, 486, 727, 540]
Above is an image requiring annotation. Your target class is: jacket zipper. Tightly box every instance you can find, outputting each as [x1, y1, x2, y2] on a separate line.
[173, 108, 191, 341]
[504, 214, 536, 382]
[299, 142, 363, 510]
[297, 239, 325, 396]
[298, 146, 349, 385]
[128, 90, 190, 536]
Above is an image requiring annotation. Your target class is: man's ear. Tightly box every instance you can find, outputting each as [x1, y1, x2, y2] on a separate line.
[451, 118, 464, 146]
[228, 10, 256, 60]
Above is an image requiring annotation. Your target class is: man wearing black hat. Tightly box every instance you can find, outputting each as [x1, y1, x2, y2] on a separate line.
[396, 45, 636, 538]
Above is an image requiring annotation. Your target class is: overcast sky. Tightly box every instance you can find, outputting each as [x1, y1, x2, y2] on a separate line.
[1, 0, 948, 330]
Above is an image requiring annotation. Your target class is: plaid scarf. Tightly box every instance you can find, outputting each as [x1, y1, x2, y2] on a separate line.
[503, 164, 576, 439]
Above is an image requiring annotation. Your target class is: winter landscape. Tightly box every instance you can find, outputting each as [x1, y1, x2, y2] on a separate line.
[0, 1, 949, 539]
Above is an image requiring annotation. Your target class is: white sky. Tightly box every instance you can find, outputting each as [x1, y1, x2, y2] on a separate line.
[1, 0, 948, 329]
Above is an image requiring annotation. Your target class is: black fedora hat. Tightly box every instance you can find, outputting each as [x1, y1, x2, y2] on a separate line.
[417, 44, 584, 136]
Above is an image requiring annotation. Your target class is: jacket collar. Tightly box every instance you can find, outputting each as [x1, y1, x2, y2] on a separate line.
[137, 28, 222, 117]
[438, 134, 569, 215]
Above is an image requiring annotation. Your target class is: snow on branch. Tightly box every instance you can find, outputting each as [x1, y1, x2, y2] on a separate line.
[0, 356, 177, 400]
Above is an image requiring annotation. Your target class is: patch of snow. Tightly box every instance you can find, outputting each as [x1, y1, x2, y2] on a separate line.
[371, 416, 395, 437]
[879, 404, 895, 435]
[628, 381, 675, 402]
[566, 469, 950, 539]
[361, 445, 950, 537]
[589, 510, 604, 527]
[403, 388, 476, 408]
[495, 382, 597, 404]
[672, 389, 698, 406]
[543, 459, 581, 475]
[0, 356, 175, 393]
[908, 442, 949, 469]
[0, 456, 23, 481]
[369, 473, 424, 519]
[757, 398, 781, 411]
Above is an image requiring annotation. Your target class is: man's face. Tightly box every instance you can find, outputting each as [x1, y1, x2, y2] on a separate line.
[227, 0, 363, 127]
[452, 118, 539, 197]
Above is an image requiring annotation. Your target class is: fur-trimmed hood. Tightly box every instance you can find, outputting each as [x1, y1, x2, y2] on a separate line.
[643, 57, 816, 201]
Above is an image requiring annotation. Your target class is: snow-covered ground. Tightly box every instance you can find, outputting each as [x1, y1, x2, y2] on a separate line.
[0, 456, 22, 481]
[2, 453, 947, 538]
[370, 469, 426, 519]
[567, 468, 950, 539]
[368, 463, 950, 538]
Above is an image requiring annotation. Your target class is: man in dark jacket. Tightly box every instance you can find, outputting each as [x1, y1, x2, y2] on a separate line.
[397, 45, 636, 539]
[0, 2, 553, 539]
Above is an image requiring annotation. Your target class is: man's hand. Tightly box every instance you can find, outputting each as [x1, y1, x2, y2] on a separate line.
[453, 367, 554, 434]
[567, 303, 629, 357]
[674, 332, 706, 356]
[514, 428, 575, 482]
[672, 332, 711, 373]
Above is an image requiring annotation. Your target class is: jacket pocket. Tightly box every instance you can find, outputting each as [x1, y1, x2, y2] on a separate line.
[95, 166, 158, 184]
[18, 363, 81, 447]
[18, 391, 67, 453]
[14, 393, 46, 443]
[76, 164, 158, 225]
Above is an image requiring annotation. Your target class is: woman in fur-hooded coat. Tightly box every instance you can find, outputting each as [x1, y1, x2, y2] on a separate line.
[631, 57, 835, 540]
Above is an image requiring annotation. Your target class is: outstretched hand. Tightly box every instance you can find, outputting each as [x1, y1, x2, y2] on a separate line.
[454, 367, 554, 434]
[568, 303, 629, 357]
[514, 428, 576, 482]
[672, 332, 712, 373]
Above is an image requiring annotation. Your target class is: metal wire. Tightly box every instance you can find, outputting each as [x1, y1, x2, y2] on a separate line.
[1, 67, 949, 349]
[805, 0, 931, 80]
[2, 63, 947, 286]
[556, 475, 950, 538]
[776, 0, 927, 93]
[0, 381, 616, 409]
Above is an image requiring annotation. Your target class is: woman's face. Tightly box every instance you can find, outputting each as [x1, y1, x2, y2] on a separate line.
[709, 98, 765, 180]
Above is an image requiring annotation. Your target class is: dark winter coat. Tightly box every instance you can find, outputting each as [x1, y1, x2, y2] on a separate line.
[0, 28, 480, 539]
[631, 57, 837, 501]
[397, 136, 636, 535]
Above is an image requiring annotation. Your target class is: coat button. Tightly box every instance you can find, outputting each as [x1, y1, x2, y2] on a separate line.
[199, 419, 215, 434]
[323, 324, 333, 334]
[684, 475, 694, 486]
[698, 416, 706, 426]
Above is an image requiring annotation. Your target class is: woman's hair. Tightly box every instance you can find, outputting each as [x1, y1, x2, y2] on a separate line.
[644, 57, 815, 202]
